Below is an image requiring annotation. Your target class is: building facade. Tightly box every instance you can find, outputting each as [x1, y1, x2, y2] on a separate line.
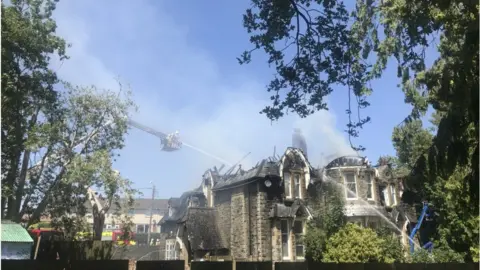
[84, 198, 168, 235]
[158, 148, 402, 264]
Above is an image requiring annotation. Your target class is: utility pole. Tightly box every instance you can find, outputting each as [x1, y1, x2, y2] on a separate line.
[147, 184, 155, 246]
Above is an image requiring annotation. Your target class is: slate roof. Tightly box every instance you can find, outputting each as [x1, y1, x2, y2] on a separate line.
[270, 200, 312, 218]
[212, 159, 280, 190]
[159, 189, 204, 224]
[181, 207, 227, 251]
[344, 204, 388, 217]
[1, 220, 33, 243]
[325, 156, 366, 169]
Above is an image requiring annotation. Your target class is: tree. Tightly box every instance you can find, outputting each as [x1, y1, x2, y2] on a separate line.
[392, 117, 478, 260]
[14, 83, 137, 238]
[390, 119, 434, 203]
[323, 223, 400, 263]
[239, 0, 370, 150]
[240, 0, 479, 260]
[410, 245, 465, 263]
[1, 0, 68, 218]
[305, 181, 346, 261]
[375, 226, 406, 263]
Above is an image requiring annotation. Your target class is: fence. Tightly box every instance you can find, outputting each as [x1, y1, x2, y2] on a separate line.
[1, 259, 129, 270]
[1, 260, 478, 270]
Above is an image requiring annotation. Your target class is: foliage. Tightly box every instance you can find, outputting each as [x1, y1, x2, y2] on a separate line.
[37, 240, 115, 260]
[35, 83, 137, 238]
[392, 120, 434, 171]
[355, 0, 479, 260]
[239, 0, 371, 150]
[375, 226, 406, 263]
[304, 225, 327, 262]
[470, 246, 479, 263]
[305, 181, 346, 261]
[410, 245, 465, 263]
[323, 223, 398, 263]
[240, 0, 479, 259]
[3, 80, 137, 238]
[391, 115, 478, 260]
[1, 0, 68, 218]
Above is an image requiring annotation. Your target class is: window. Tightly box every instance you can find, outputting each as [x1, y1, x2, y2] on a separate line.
[168, 207, 173, 217]
[344, 173, 357, 199]
[366, 174, 374, 200]
[383, 188, 391, 206]
[136, 224, 150, 233]
[294, 220, 305, 259]
[281, 220, 290, 259]
[165, 239, 176, 260]
[284, 172, 291, 198]
[294, 174, 301, 199]
[390, 185, 397, 205]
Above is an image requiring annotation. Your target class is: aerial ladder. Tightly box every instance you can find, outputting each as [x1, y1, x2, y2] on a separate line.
[127, 119, 182, 152]
[409, 202, 434, 254]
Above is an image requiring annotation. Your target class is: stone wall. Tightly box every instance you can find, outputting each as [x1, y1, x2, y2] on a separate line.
[325, 167, 381, 206]
[215, 182, 275, 261]
[271, 220, 282, 262]
[257, 185, 273, 260]
[215, 188, 232, 250]
[247, 183, 273, 261]
[248, 183, 258, 258]
[230, 186, 248, 259]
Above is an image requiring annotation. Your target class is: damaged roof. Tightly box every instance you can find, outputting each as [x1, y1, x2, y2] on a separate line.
[181, 207, 228, 251]
[159, 188, 204, 224]
[212, 159, 279, 190]
[212, 147, 319, 191]
[325, 156, 367, 169]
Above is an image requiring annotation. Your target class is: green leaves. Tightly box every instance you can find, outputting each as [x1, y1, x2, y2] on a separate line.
[2, 0, 68, 220]
[410, 245, 465, 263]
[305, 181, 346, 261]
[240, 0, 371, 150]
[25, 83, 137, 229]
[322, 223, 401, 263]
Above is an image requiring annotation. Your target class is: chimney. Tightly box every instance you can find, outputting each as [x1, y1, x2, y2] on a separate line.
[292, 128, 308, 158]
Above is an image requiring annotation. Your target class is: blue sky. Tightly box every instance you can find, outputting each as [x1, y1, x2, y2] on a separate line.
[51, 0, 438, 198]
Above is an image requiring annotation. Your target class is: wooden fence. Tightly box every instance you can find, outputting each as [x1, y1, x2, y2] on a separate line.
[1, 260, 478, 270]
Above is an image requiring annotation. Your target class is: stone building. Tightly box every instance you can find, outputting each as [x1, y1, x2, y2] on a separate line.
[322, 155, 389, 228]
[158, 147, 405, 263]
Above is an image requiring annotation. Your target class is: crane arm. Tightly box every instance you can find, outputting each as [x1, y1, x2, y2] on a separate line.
[127, 119, 182, 152]
[409, 202, 432, 253]
[127, 119, 168, 139]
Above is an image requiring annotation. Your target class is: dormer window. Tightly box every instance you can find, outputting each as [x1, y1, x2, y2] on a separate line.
[284, 172, 291, 198]
[294, 174, 301, 198]
[390, 185, 397, 206]
[283, 171, 303, 199]
[189, 197, 199, 207]
[366, 173, 374, 200]
[168, 207, 173, 217]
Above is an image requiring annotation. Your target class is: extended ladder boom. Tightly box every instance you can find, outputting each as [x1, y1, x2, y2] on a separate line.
[127, 119, 182, 152]
[127, 119, 168, 139]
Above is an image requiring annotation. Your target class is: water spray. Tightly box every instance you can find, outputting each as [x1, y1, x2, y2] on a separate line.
[321, 170, 422, 250]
